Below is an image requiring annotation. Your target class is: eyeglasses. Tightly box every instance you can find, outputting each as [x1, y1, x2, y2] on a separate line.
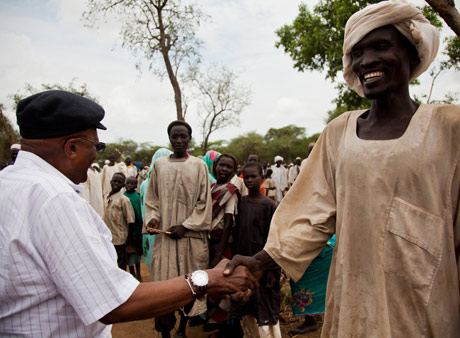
[76, 137, 106, 153]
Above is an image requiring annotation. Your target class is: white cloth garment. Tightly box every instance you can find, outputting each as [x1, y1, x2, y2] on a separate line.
[80, 167, 104, 217]
[0, 151, 139, 337]
[270, 165, 288, 204]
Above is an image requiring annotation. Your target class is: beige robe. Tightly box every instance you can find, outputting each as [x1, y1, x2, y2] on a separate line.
[101, 163, 123, 196]
[265, 104, 460, 337]
[230, 175, 248, 196]
[80, 168, 104, 217]
[103, 190, 135, 246]
[144, 155, 212, 282]
[211, 193, 238, 231]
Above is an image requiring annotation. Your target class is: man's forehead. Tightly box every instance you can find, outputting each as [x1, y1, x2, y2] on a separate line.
[353, 25, 399, 49]
[170, 125, 189, 134]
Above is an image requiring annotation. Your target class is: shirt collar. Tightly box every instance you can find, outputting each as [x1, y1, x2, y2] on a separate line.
[15, 151, 83, 194]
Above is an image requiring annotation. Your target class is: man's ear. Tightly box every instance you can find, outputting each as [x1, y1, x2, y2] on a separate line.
[63, 138, 78, 160]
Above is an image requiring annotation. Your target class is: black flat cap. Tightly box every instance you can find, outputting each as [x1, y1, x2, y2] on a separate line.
[17, 90, 106, 139]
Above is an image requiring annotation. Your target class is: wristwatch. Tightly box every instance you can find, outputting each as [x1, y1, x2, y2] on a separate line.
[185, 270, 208, 300]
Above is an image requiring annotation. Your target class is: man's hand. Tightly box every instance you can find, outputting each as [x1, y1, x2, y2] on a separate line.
[223, 254, 263, 280]
[146, 219, 160, 234]
[167, 225, 186, 239]
[207, 259, 259, 295]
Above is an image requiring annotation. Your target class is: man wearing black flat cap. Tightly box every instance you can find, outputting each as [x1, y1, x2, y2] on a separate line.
[0, 90, 257, 337]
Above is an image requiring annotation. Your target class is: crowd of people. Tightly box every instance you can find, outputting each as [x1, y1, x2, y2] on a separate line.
[68, 122, 318, 337]
[1, 1, 459, 338]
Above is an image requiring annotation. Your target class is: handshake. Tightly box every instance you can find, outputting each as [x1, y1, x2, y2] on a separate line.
[205, 251, 277, 301]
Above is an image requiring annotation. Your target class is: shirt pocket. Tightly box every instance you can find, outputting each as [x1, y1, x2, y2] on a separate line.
[383, 197, 443, 289]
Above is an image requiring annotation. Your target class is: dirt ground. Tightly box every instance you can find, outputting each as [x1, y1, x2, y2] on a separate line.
[112, 262, 322, 338]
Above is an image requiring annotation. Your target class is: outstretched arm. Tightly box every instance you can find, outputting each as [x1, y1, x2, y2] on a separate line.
[100, 259, 258, 324]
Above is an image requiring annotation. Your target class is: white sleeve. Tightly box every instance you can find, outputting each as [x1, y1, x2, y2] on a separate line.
[34, 192, 139, 325]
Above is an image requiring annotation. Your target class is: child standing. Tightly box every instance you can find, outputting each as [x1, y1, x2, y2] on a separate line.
[233, 163, 281, 338]
[264, 169, 276, 203]
[207, 153, 242, 337]
[103, 172, 135, 270]
[124, 176, 143, 281]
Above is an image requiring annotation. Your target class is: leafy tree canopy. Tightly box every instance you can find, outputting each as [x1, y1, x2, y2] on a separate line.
[10, 78, 99, 108]
[275, 1, 455, 122]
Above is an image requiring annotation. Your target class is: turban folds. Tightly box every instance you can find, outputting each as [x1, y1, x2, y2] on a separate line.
[343, 0, 439, 97]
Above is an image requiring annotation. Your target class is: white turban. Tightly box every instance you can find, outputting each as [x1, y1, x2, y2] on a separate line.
[343, 0, 439, 97]
[10, 144, 21, 150]
[274, 155, 283, 163]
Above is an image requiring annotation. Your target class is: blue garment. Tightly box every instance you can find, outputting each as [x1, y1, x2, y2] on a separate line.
[290, 235, 335, 316]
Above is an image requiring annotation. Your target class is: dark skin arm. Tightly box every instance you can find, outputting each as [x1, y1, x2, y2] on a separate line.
[100, 259, 258, 324]
[224, 250, 278, 280]
[210, 213, 233, 268]
[223, 251, 278, 303]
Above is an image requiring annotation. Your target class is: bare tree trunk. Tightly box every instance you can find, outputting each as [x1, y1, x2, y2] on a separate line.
[162, 52, 184, 121]
[157, 2, 184, 121]
[426, 0, 460, 37]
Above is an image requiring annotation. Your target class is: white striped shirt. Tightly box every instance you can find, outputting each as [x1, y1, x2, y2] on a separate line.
[0, 151, 139, 337]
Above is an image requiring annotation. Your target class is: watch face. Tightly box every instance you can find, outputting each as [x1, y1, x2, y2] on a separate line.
[191, 270, 208, 287]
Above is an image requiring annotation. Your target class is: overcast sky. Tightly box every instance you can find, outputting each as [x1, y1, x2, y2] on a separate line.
[1, 0, 459, 148]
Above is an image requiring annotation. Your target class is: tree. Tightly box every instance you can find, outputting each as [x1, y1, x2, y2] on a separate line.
[1, 80, 98, 168]
[10, 79, 99, 106]
[83, 0, 206, 121]
[263, 125, 309, 163]
[0, 105, 20, 167]
[275, 1, 457, 121]
[425, 0, 460, 36]
[225, 132, 266, 165]
[185, 65, 251, 154]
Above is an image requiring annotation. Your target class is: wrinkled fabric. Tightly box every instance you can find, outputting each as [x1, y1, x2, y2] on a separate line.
[103, 190, 135, 245]
[140, 148, 172, 268]
[265, 104, 460, 337]
[80, 168, 104, 217]
[144, 155, 212, 279]
[343, 0, 439, 97]
[101, 163, 124, 196]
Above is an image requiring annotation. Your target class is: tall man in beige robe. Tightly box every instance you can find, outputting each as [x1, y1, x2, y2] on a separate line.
[226, 1, 460, 337]
[145, 120, 212, 338]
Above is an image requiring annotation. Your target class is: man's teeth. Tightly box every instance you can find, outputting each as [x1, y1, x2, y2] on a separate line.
[364, 71, 383, 81]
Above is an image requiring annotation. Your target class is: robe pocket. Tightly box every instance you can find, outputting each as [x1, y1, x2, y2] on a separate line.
[383, 197, 443, 289]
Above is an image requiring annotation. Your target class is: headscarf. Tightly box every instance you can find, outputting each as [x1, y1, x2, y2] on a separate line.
[140, 147, 173, 219]
[202, 150, 221, 185]
[140, 147, 172, 269]
[343, 0, 439, 97]
[211, 183, 240, 220]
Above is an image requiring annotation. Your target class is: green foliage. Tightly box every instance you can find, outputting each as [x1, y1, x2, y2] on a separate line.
[0, 107, 20, 167]
[10, 79, 99, 108]
[225, 132, 266, 164]
[444, 36, 460, 71]
[223, 127, 321, 165]
[97, 139, 163, 166]
[275, 0, 380, 81]
[327, 83, 371, 122]
[83, 0, 207, 120]
[275, 0, 459, 119]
